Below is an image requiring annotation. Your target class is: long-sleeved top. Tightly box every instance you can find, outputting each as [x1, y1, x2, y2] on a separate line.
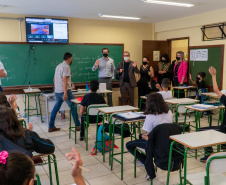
[173, 61, 188, 83]
[115, 60, 140, 87]
[92, 57, 115, 79]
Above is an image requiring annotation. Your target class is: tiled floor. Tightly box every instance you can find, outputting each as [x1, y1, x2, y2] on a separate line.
[29, 113, 219, 185]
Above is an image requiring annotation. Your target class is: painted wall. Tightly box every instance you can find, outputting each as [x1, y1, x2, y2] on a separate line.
[0, 13, 154, 106]
[155, 8, 226, 89]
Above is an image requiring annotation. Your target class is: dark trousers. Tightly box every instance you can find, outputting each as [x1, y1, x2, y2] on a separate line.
[99, 77, 113, 106]
[120, 82, 134, 106]
[126, 134, 147, 164]
[138, 81, 148, 109]
[0, 86, 3, 92]
[173, 77, 185, 98]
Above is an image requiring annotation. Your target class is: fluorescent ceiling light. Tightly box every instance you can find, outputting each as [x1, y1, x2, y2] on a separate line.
[98, 13, 140, 20]
[142, 0, 194, 7]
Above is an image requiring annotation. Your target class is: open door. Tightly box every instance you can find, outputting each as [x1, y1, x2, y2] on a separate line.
[142, 40, 170, 73]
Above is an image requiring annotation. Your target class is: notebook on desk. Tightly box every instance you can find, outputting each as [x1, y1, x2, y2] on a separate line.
[114, 112, 146, 121]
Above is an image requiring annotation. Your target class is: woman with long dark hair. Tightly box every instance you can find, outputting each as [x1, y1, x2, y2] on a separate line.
[157, 53, 171, 85]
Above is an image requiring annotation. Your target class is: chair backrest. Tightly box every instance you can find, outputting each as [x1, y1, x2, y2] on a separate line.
[87, 104, 109, 116]
[176, 102, 196, 114]
[206, 152, 226, 174]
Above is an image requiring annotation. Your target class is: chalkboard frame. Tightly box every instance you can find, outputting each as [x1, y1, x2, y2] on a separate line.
[0, 42, 124, 94]
[188, 44, 224, 90]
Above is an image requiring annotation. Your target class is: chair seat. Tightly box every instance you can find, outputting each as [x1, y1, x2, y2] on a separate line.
[175, 116, 195, 123]
[187, 172, 226, 185]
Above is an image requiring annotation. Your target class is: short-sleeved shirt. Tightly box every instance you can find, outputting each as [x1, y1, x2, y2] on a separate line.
[0, 61, 7, 86]
[220, 95, 226, 133]
[54, 61, 71, 93]
[81, 93, 106, 111]
[158, 91, 172, 100]
[142, 110, 173, 133]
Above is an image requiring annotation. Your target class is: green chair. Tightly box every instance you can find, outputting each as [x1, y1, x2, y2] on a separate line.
[134, 147, 154, 185]
[33, 153, 59, 185]
[84, 104, 108, 151]
[174, 103, 196, 133]
[186, 152, 226, 185]
[35, 173, 41, 185]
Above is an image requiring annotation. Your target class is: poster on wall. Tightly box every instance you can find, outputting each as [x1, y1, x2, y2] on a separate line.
[153, 51, 160, 61]
[190, 50, 196, 61]
[190, 49, 208, 61]
[201, 49, 208, 61]
[195, 49, 202, 61]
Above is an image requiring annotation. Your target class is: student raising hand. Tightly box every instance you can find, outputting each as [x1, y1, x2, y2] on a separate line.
[209, 66, 216, 76]
[66, 148, 85, 185]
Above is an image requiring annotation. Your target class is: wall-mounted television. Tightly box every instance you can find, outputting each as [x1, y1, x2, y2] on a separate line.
[25, 17, 69, 43]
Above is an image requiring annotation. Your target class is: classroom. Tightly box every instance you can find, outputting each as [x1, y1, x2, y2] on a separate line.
[1, 1, 226, 185]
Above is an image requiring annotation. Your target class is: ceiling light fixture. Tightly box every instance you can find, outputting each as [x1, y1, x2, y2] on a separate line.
[98, 13, 141, 20]
[142, 0, 194, 7]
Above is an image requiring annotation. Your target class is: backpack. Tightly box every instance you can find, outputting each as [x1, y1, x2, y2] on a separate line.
[0, 134, 32, 157]
[91, 125, 118, 155]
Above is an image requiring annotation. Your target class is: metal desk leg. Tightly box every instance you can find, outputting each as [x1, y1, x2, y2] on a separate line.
[166, 141, 175, 185]
[120, 123, 124, 180]
[183, 147, 189, 185]
[46, 96, 49, 125]
[28, 94, 30, 122]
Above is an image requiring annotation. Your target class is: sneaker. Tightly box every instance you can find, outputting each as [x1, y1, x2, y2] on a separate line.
[76, 126, 81, 131]
[145, 173, 150, 181]
[200, 155, 210, 163]
[136, 160, 144, 167]
[48, 127, 61, 132]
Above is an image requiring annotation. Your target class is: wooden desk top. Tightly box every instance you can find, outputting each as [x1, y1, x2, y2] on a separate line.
[18, 117, 25, 121]
[173, 86, 197, 90]
[98, 106, 139, 114]
[201, 92, 219, 98]
[164, 98, 199, 105]
[185, 105, 225, 112]
[170, 130, 226, 149]
[23, 89, 41, 93]
[70, 99, 81, 104]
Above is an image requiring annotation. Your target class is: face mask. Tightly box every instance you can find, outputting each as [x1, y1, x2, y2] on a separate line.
[124, 57, 130, 61]
[196, 77, 200, 81]
[142, 62, 148, 65]
[176, 57, 181, 61]
[103, 53, 108, 58]
[161, 60, 166, 63]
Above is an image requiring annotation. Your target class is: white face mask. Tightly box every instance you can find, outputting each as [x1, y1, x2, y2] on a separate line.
[124, 57, 130, 61]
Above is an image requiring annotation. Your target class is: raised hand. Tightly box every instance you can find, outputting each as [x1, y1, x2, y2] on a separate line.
[94, 59, 101, 67]
[209, 66, 216, 76]
[132, 61, 137, 67]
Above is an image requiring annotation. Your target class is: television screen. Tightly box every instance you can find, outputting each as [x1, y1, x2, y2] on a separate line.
[25, 17, 69, 43]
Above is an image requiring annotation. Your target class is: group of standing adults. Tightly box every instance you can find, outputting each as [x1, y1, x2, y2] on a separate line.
[93, 48, 188, 107]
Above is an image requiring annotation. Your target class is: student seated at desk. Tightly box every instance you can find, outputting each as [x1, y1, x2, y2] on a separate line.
[126, 93, 173, 178]
[189, 72, 206, 100]
[156, 78, 172, 100]
[199, 67, 226, 162]
[0, 105, 55, 155]
[80, 80, 106, 141]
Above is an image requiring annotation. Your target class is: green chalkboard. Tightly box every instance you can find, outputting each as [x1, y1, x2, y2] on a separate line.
[0, 43, 123, 87]
[189, 45, 224, 88]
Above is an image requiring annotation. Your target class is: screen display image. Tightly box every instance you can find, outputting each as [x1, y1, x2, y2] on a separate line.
[26, 17, 69, 43]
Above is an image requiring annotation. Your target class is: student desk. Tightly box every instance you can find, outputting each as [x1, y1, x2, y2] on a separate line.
[185, 105, 225, 132]
[139, 96, 147, 110]
[165, 98, 200, 105]
[23, 88, 42, 123]
[69, 99, 81, 143]
[110, 116, 145, 180]
[96, 106, 139, 162]
[41, 90, 113, 125]
[201, 92, 218, 98]
[173, 86, 197, 98]
[166, 130, 226, 185]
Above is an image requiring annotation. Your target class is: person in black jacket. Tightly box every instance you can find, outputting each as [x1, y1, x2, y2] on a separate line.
[0, 105, 55, 156]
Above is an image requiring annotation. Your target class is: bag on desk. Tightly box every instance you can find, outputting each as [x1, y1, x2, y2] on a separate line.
[91, 125, 118, 156]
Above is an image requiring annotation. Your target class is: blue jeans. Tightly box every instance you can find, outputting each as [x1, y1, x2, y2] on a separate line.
[49, 89, 80, 128]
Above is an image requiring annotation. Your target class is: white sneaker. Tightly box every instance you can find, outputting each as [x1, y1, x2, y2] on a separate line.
[136, 160, 144, 167]
[145, 173, 150, 180]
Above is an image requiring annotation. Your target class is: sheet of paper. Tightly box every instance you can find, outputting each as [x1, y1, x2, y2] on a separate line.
[190, 50, 196, 61]
[201, 49, 208, 61]
[195, 49, 202, 61]
[117, 112, 143, 119]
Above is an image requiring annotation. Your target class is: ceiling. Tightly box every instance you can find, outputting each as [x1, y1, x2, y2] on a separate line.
[0, 0, 226, 23]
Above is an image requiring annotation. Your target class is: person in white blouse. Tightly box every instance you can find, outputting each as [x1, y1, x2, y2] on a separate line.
[0, 61, 7, 92]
